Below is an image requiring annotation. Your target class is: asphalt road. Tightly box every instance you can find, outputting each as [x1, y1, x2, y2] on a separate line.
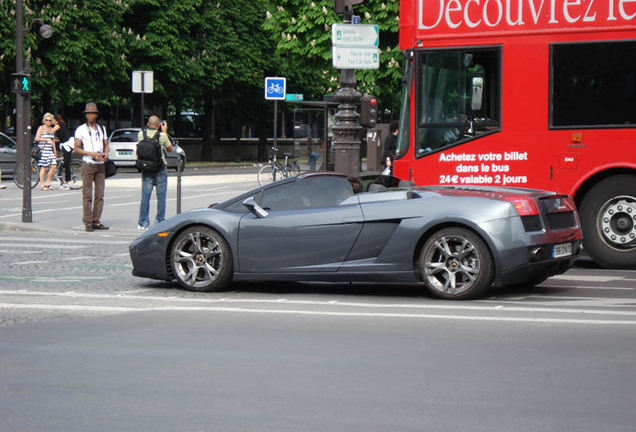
[1, 303, 634, 432]
[1, 167, 635, 431]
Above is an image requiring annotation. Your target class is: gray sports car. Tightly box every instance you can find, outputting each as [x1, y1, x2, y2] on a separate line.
[130, 172, 583, 300]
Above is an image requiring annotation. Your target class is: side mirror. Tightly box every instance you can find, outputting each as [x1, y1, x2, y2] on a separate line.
[471, 76, 484, 111]
[243, 197, 269, 218]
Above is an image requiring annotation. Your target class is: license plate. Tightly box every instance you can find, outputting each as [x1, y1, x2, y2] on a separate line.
[118, 150, 133, 156]
[552, 242, 572, 258]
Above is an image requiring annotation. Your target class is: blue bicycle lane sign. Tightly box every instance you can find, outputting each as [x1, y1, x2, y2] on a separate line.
[264, 77, 286, 100]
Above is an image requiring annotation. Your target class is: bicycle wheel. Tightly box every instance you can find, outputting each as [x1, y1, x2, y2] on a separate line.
[257, 165, 279, 186]
[66, 160, 84, 190]
[13, 161, 39, 189]
[287, 161, 301, 177]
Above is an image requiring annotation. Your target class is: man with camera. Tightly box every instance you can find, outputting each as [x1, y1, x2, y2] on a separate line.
[137, 115, 173, 230]
[74, 102, 110, 232]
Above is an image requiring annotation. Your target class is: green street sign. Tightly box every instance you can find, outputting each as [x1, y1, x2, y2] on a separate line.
[331, 24, 379, 47]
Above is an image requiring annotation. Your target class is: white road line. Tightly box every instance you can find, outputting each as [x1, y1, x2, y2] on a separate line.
[0, 205, 81, 218]
[482, 296, 636, 308]
[538, 284, 634, 291]
[0, 236, 130, 245]
[0, 243, 88, 249]
[0, 303, 133, 312]
[1, 290, 635, 316]
[0, 302, 634, 325]
[550, 275, 627, 282]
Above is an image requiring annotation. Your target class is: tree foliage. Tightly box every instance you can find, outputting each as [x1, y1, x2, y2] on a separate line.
[31, 0, 129, 107]
[263, 0, 401, 112]
[0, 0, 401, 127]
[120, 0, 272, 114]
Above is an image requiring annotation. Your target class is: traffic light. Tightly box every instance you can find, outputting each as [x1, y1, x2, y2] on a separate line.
[334, 0, 364, 14]
[10, 73, 31, 95]
[360, 94, 377, 128]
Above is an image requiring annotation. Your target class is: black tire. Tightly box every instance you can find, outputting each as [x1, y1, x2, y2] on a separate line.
[419, 227, 495, 300]
[170, 226, 233, 292]
[13, 161, 39, 189]
[579, 175, 636, 269]
[67, 160, 83, 190]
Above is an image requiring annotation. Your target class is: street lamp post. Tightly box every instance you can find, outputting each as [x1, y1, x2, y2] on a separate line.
[14, 0, 53, 222]
[331, 0, 365, 177]
[15, 0, 31, 223]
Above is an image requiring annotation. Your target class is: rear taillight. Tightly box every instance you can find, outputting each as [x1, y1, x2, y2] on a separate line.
[503, 197, 540, 216]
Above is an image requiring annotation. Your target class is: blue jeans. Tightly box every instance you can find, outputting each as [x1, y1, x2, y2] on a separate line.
[138, 166, 168, 228]
[308, 152, 320, 170]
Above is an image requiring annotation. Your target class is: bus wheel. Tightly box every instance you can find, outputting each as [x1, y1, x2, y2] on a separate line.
[579, 175, 636, 269]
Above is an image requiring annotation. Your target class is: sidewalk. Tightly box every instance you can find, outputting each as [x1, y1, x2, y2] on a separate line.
[0, 165, 261, 237]
[0, 158, 368, 236]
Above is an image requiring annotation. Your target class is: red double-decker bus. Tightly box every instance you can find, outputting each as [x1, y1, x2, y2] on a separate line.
[393, 0, 636, 268]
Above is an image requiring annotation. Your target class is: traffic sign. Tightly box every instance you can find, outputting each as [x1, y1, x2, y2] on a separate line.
[265, 77, 286, 100]
[331, 24, 379, 47]
[332, 47, 380, 69]
[132, 70, 154, 93]
[11, 73, 31, 95]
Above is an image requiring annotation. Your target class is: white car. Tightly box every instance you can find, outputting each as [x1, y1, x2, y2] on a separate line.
[108, 128, 186, 171]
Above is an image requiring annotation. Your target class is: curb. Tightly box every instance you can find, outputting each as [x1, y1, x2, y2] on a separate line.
[0, 221, 141, 238]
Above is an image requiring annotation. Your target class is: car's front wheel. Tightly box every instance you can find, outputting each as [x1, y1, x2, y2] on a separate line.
[419, 227, 494, 300]
[170, 226, 232, 292]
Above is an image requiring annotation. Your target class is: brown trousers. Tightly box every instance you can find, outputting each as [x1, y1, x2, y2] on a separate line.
[81, 162, 106, 227]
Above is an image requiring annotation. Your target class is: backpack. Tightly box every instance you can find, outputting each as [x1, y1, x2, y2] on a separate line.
[136, 129, 163, 172]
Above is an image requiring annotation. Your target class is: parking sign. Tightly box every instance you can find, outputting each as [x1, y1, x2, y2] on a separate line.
[265, 77, 286, 100]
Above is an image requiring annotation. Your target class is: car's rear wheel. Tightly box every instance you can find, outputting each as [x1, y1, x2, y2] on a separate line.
[419, 227, 494, 300]
[170, 226, 232, 292]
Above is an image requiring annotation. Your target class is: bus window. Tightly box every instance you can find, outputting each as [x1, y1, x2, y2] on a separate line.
[415, 48, 501, 156]
[551, 41, 636, 128]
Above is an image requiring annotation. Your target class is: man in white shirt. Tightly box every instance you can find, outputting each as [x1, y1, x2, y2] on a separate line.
[74, 102, 110, 232]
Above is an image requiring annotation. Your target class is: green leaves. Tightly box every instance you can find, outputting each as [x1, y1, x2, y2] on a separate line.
[0, 0, 401, 116]
[263, 0, 401, 111]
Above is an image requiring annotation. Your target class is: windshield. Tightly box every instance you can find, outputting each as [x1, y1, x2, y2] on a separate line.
[415, 48, 501, 156]
[110, 130, 140, 143]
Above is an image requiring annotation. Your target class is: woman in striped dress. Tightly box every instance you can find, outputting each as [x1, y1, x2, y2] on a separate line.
[34, 112, 58, 190]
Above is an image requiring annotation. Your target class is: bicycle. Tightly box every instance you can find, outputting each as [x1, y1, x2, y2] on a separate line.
[13, 155, 83, 190]
[257, 146, 301, 186]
